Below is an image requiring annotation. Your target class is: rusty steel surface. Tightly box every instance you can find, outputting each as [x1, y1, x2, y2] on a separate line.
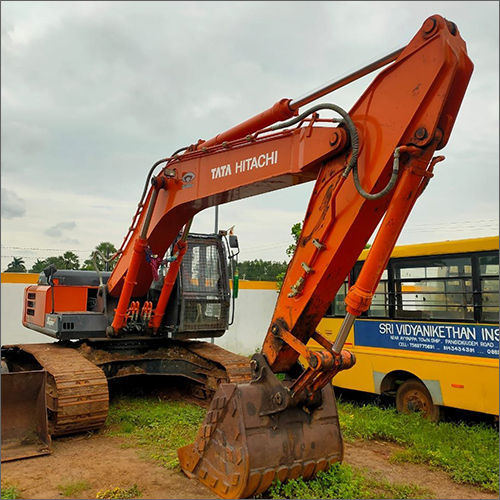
[78, 339, 251, 386]
[178, 382, 342, 498]
[1, 370, 51, 462]
[186, 341, 252, 384]
[15, 344, 109, 436]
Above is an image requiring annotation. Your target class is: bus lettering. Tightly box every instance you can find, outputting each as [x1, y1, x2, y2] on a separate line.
[379, 323, 393, 334]
[354, 320, 498, 359]
[481, 326, 499, 342]
[445, 325, 476, 340]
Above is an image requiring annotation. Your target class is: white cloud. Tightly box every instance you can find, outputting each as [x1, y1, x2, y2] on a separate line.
[44, 221, 77, 238]
[1, 188, 26, 219]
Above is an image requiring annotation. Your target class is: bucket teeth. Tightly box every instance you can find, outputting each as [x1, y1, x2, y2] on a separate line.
[178, 382, 343, 499]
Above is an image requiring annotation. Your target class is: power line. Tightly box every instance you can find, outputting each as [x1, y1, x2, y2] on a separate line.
[1, 246, 92, 252]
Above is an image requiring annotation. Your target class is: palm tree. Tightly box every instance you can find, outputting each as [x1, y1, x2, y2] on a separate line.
[30, 259, 48, 273]
[5, 257, 27, 273]
[82, 242, 118, 271]
[62, 251, 80, 270]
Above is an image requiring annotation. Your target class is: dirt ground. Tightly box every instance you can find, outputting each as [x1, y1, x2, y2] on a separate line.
[2, 433, 496, 500]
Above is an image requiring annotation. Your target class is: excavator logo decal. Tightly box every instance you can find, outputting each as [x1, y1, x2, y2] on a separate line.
[211, 150, 278, 180]
[182, 171, 196, 188]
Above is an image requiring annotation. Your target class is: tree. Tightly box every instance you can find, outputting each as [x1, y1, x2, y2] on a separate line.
[276, 221, 372, 290]
[28, 252, 80, 273]
[30, 259, 48, 273]
[82, 242, 118, 271]
[276, 222, 303, 290]
[4, 257, 27, 273]
[61, 251, 80, 269]
[286, 222, 303, 258]
[237, 259, 288, 281]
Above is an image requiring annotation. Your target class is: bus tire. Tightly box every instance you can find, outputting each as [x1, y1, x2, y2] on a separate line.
[396, 379, 441, 422]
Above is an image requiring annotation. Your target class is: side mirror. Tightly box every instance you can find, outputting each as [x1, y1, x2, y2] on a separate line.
[229, 235, 239, 249]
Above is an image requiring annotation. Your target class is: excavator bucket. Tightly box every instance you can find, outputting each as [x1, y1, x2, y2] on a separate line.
[178, 375, 343, 498]
[1, 370, 51, 462]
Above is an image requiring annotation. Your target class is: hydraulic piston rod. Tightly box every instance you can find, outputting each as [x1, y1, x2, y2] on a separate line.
[289, 46, 404, 110]
[199, 46, 404, 149]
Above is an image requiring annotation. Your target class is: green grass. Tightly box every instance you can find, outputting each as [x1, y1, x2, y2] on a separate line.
[95, 485, 141, 499]
[57, 480, 91, 497]
[0, 483, 22, 500]
[107, 394, 498, 495]
[107, 396, 206, 468]
[265, 463, 431, 499]
[337, 399, 499, 492]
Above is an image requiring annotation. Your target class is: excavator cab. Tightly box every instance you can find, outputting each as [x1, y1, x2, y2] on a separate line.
[153, 233, 233, 339]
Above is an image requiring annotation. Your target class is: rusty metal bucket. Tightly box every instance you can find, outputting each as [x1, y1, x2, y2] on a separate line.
[1, 370, 52, 462]
[178, 357, 343, 498]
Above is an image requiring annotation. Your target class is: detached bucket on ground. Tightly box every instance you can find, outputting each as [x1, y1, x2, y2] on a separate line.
[1, 370, 51, 462]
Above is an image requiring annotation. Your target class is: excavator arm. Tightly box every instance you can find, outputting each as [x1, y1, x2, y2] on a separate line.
[104, 15, 471, 498]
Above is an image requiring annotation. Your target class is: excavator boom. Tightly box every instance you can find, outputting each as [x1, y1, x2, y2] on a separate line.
[175, 15, 473, 497]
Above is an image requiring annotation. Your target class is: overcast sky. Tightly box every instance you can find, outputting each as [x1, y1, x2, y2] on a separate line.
[1, 1, 498, 270]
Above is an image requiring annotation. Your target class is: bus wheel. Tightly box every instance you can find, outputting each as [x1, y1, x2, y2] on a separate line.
[396, 379, 441, 422]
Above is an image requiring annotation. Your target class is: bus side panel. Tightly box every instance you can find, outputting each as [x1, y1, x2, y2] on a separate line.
[315, 318, 499, 416]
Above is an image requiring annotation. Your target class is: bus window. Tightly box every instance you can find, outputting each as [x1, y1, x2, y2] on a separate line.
[366, 270, 388, 317]
[393, 256, 474, 321]
[325, 281, 348, 317]
[334, 281, 348, 316]
[479, 252, 499, 322]
[330, 268, 388, 318]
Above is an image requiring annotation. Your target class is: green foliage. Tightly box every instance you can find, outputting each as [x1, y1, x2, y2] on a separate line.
[286, 222, 303, 258]
[95, 485, 140, 499]
[265, 462, 431, 499]
[4, 257, 26, 273]
[337, 400, 499, 492]
[82, 242, 118, 271]
[57, 480, 91, 497]
[237, 259, 287, 281]
[106, 396, 206, 468]
[29, 251, 80, 272]
[29, 258, 48, 273]
[0, 483, 21, 500]
[276, 221, 302, 290]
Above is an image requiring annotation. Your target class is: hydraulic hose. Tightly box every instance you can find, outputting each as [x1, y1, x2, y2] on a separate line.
[138, 146, 189, 218]
[352, 147, 400, 200]
[270, 103, 359, 178]
[272, 102, 399, 200]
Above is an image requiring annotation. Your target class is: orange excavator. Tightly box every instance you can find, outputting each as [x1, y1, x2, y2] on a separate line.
[1, 15, 472, 499]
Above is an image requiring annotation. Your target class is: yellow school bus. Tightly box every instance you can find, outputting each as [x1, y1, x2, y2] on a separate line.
[317, 236, 499, 421]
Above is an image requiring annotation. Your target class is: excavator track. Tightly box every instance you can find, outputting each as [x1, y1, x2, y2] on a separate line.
[5, 340, 251, 441]
[15, 344, 109, 436]
[75, 339, 252, 394]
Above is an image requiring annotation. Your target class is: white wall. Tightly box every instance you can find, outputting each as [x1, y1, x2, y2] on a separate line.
[216, 288, 278, 355]
[1, 283, 49, 345]
[0, 282, 278, 355]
